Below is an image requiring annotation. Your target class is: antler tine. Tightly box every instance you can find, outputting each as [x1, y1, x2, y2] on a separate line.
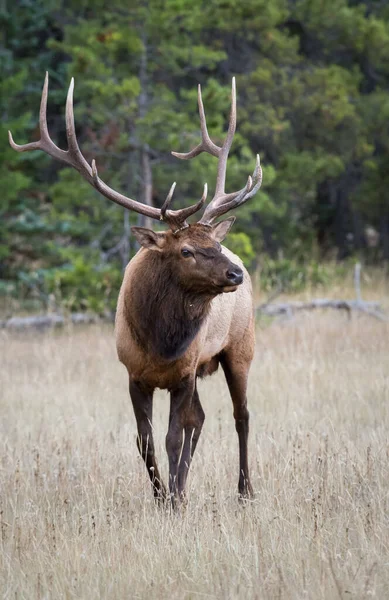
[9, 72, 68, 163]
[199, 154, 263, 225]
[215, 154, 262, 207]
[243, 154, 263, 200]
[9, 72, 207, 231]
[172, 85, 221, 160]
[178, 182, 208, 219]
[161, 183, 208, 232]
[40, 72, 50, 139]
[161, 182, 177, 219]
[214, 77, 236, 198]
[172, 77, 261, 226]
[200, 175, 252, 224]
[65, 77, 93, 177]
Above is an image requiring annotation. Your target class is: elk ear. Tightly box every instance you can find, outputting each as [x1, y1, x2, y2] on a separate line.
[211, 217, 236, 242]
[131, 227, 167, 251]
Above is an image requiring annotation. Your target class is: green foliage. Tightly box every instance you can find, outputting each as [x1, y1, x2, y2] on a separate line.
[259, 258, 344, 293]
[43, 249, 122, 313]
[224, 232, 255, 267]
[2, 0, 389, 314]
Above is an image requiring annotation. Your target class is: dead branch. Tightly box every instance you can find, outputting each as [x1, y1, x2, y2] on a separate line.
[0, 312, 114, 331]
[256, 299, 387, 321]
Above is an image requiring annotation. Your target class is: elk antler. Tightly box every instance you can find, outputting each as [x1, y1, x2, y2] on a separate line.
[8, 72, 206, 232]
[172, 78, 262, 226]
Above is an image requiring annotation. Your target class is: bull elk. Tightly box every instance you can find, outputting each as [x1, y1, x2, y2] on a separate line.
[9, 73, 263, 505]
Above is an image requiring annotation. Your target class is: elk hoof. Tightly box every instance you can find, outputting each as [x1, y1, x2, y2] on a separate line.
[238, 481, 255, 503]
[153, 485, 167, 506]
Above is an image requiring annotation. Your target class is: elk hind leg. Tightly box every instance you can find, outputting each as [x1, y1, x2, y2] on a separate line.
[177, 383, 205, 498]
[220, 353, 254, 499]
[166, 376, 195, 506]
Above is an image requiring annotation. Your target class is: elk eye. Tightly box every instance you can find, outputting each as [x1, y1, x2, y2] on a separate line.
[181, 248, 193, 258]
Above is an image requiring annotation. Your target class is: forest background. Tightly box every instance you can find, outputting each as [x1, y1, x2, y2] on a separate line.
[2, 0, 389, 314]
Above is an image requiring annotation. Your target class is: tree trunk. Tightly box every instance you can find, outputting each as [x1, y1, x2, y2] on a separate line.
[315, 180, 334, 257]
[351, 209, 367, 252]
[140, 147, 153, 231]
[381, 210, 389, 261]
[120, 210, 130, 272]
[334, 187, 352, 261]
[137, 30, 153, 231]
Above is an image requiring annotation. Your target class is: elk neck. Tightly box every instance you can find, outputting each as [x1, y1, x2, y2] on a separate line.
[125, 250, 212, 361]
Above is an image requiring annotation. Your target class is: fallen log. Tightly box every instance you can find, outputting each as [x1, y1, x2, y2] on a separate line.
[0, 312, 114, 331]
[256, 299, 387, 321]
[1, 298, 386, 330]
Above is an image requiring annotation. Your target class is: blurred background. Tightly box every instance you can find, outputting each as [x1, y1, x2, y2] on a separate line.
[2, 0, 389, 315]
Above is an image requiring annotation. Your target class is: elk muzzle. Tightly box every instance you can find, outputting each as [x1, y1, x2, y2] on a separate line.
[218, 261, 244, 293]
[226, 266, 244, 286]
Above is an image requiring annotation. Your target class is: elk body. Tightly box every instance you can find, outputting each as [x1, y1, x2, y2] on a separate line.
[9, 74, 262, 504]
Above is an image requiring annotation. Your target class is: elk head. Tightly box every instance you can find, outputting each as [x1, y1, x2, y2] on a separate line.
[132, 220, 244, 295]
[8, 73, 263, 292]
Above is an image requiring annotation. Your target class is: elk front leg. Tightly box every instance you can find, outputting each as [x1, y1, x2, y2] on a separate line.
[130, 379, 166, 502]
[166, 376, 195, 505]
[177, 383, 205, 498]
[221, 355, 254, 499]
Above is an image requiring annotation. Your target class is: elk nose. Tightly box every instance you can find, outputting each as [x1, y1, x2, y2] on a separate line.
[226, 266, 243, 285]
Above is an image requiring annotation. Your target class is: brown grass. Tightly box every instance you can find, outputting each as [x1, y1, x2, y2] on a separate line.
[1, 313, 389, 599]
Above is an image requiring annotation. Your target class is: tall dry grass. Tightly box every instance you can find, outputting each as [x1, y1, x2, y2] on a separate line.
[1, 313, 389, 599]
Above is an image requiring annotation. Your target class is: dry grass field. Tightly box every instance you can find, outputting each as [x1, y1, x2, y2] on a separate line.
[1, 306, 389, 598]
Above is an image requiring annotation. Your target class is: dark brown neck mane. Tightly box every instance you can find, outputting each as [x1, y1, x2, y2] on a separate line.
[125, 251, 212, 361]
